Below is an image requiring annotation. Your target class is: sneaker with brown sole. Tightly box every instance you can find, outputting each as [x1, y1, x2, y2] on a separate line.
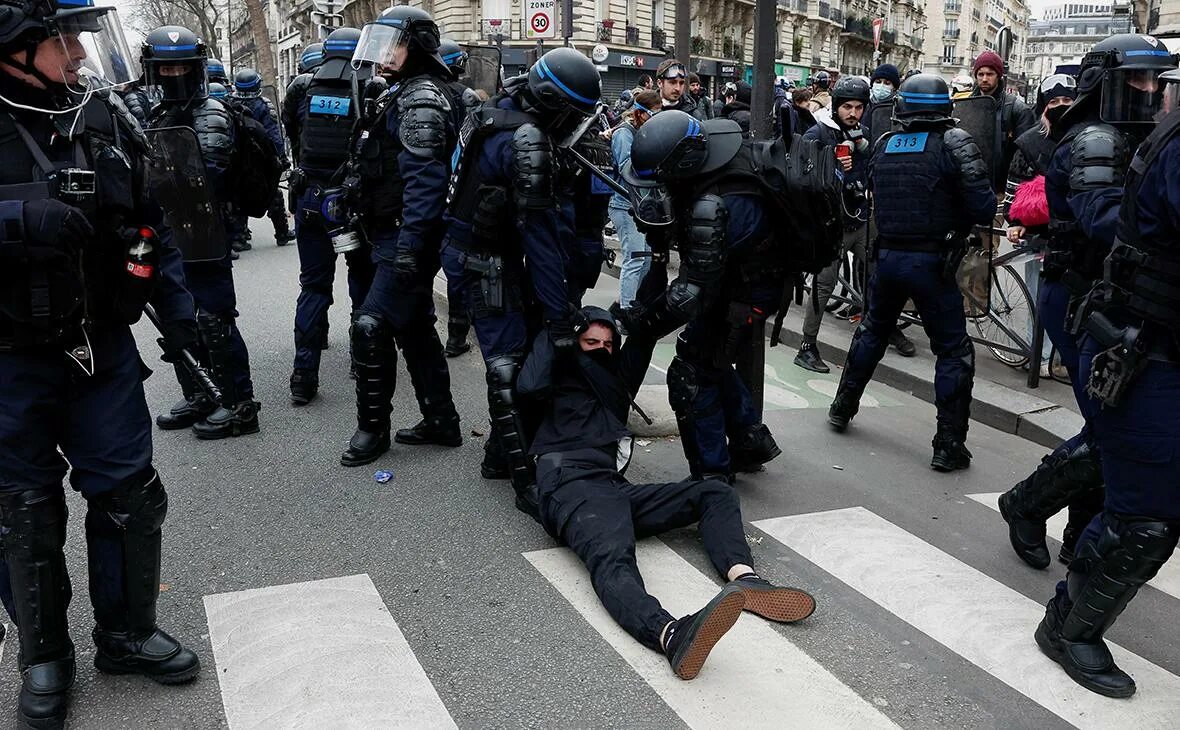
[663, 584, 746, 680]
[732, 575, 816, 623]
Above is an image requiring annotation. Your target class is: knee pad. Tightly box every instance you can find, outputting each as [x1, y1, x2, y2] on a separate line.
[485, 353, 523, 397]
[1061, 439, 1104, 487]
[0, 487, 68, 553]
[88, 469, 168, 535]
[351, 313, 393, 358]
[666, 356, 701, 413]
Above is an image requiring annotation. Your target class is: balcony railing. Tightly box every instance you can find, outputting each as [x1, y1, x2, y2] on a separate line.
[482, 18, 509, 42]
[794, 0, 807, 11]
[597, 20, 614, 42]
[626, 25, 640, 45]
[722, 36, 744, 60]
[944, 1, 961, 12]
[844, 17, 872, 37]
[943, 28, 960, 38]
[881, 29, 897, 44]
[830, 8, 843, 23]
[652, 26, 666, 50]
[940, 56, 965, 65]
[818, 1, 831, 18]
[909, 33, 924, 47]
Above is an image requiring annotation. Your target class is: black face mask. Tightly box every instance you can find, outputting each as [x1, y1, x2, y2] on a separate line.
[582, 347, 616, 370]
[1044, 104, 1069, 127]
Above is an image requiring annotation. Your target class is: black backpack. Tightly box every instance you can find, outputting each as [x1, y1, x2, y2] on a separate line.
[228, 109, 282, 217]
[751, 134, 842, 274]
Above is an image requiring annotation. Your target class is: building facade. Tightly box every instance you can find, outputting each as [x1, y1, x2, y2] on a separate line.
[1145, 0, 1180, 37]
[1024, 2, 1134, 83]
[921, 0, 1031, 87]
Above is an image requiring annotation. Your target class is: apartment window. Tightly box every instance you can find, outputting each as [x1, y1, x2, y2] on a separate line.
[653, 0, 664, 27]
[597, 0, 610, 19]
[943, 44, 955, 61]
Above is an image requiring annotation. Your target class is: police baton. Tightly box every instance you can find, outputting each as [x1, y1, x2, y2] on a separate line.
[143, 304, 223, 405]
[565, 144, 631, 198]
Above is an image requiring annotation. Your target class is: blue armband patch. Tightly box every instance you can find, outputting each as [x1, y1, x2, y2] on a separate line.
[884, 132, 929, 154]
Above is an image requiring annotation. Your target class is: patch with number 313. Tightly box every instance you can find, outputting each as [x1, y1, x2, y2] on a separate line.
[884, 132, 929, 154]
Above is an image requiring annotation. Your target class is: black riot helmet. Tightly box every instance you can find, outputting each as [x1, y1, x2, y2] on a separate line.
[622, 110, 742, 184]
[207, 80, 227, 98]
[894, 73, 953, 126]
[233, 67, 262, 98]
[812, 70, 831, 90]
[298, 42, 323, 73]
[1073, 34, 1177, 129]
[439, 37, 467, 79]
[206, 56, 226, 83]
[0, 0, 138, 92]
[831, 75, 870, 107]
[520, 47, 601, 141]
[352, 5, 447, 79]
[322, 27, 359, 60]
[141, 25, 208, 102]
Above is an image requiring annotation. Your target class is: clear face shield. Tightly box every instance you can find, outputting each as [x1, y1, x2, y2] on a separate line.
[1100, 68, 1168, 126]
[1160, 70, 1180, 119]
[50, 8, 138, 92]
[620, 161, 674, 230]
[352, 20, 444, 74]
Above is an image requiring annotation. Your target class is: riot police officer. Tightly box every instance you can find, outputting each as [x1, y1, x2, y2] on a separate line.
[207, 56, 227, 84]
[299, 42, 324, 74]
[0, 1, 201, 724]
[440, 47, 600, 512]
[341, 5, 464, 466]
[438, 36, 477, 358]
[145, 26, 262, 438]
[1000, 37, 1176, 570]
[231, 67, 293, 246]
[828, 74, 996, 471]
[1032, 39, 1179, 699]
[285, 27, 377, 406]
[620, 110, 786, 481]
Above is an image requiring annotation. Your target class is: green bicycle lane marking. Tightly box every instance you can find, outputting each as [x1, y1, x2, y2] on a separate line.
[647, 342, 902, 411]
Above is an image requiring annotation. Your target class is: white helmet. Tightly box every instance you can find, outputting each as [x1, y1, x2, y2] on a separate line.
[951, 74, 974, 93]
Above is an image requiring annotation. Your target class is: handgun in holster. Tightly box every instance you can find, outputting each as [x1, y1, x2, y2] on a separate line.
[1082, 308, 1146, 408]
[464, 253, 504, 311]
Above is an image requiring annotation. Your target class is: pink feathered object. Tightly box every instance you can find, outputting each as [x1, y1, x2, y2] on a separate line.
[1009, 175, 1049, 227]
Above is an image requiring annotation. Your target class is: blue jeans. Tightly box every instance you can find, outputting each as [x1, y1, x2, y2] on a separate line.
[610, 206, 649, 309]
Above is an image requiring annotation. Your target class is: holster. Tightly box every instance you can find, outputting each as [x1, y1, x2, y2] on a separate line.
[1081, 307, 1147, 408]
[941, 240, 968, 284]
[463, 252, 506, 314]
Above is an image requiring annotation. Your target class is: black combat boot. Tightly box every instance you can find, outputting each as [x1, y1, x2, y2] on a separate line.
[729, 424, 782, 473]
[192, 400, 261, 439]
[341, 313, 396, 467]
[275, 229, 295, 247]
[931, 426, 972, 472]
[793, 341, 830, 373]
[998, 441, 1103, 569]
[0, 489, 76, 730]
[444, 315, 471, 357]
[481, 425, 510, 479]
[395, 414, 463, 447]
[1035, 519, 1178, 698]
[156, 365, 216, 430]
[87, 472, 201, 685]
[827, 391, 859, 432]
[289, 369, 319, 406]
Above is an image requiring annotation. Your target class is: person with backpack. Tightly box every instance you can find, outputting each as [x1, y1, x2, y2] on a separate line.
[620, 110, 787, 482]
[283, 27, 379, 407]
[439, 48, 602, 517]
[230, 68, 294, 248]
[794, 76, 914, 374]
[610, 89, 660, 313]
[517, 307, 815, 680]
[827, 74, 995, 471]
[339, 5, 465, 467]
[145, 26, 263, 440]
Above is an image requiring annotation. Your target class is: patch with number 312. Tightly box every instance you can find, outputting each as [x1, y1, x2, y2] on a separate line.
[884, 132, 929, 154]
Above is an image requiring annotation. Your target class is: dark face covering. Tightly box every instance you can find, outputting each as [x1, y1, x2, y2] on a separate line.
[1044, 104, 1069, 127]
[581, 346, 615, 370]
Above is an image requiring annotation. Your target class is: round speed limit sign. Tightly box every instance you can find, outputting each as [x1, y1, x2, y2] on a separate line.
[530, 12, 550, 33]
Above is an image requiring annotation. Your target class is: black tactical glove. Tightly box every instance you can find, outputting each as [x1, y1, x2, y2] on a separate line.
[22, 199, 94, 248]
[156, 318, 199, 364]
[547, 316, 577, 353]
[392, 249, 420, 280]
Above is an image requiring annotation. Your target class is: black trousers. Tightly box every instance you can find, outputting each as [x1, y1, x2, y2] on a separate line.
[537, 448, 753, 651]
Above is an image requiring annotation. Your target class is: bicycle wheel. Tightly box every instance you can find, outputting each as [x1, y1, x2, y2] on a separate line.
[971, 264, 1033, 367]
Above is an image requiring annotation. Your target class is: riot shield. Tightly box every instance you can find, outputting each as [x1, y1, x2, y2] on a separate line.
[462, 44, 502, 101]
[145, 126, 228, 262]
[868, 100, 895, 148]
[952, 95, 998, 182]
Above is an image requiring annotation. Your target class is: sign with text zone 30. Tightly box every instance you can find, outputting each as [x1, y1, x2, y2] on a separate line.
[526, 0, 556, 38]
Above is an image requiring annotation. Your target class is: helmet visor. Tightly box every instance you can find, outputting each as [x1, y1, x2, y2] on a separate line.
[352, 19, 446, 70]
[619, 164, 674, 228]
[1100, 68, 1167, 125]
[1162, 72, 1180, 117]
[53, 8, 139, 91]
[145, 59, 207, 101]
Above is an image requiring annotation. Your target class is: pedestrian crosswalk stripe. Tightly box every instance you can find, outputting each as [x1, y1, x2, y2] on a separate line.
[754, 507, 1180, 729]
[966, 492, 1180, 601]
[525, 541, 899, 729]
[204, 574, 457, 729]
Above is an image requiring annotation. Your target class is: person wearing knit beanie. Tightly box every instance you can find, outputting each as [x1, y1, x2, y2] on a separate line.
[870, 63, 901, 89]
[972, 50, 1005, 96]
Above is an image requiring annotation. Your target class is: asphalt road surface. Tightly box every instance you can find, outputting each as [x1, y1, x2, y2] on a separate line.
[2, 222, 1178, 729]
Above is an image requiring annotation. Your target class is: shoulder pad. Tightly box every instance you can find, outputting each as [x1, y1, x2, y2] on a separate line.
[1068, 123, 1130, 191]
[942, 127, 989, 186]
[398, 80, 451, 158]
[287, 73, 311, 94]
[397, 76, 450, 113]
[104, 93, 150, 149]
[511, 122, 554, 210]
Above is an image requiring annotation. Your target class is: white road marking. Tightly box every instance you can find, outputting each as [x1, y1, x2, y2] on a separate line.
[204, 573, 456, 729]
[525, 540, 899, 729]
[755, 507, 1180, 730]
